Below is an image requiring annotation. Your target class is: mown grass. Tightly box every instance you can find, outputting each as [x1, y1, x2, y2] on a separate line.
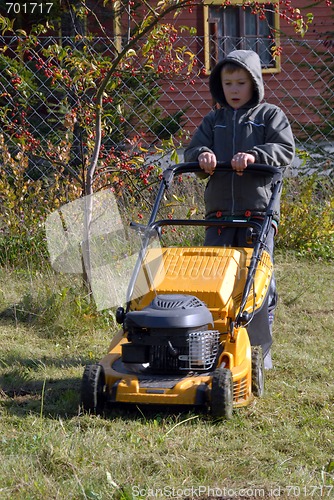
[0, 254, 333, 500]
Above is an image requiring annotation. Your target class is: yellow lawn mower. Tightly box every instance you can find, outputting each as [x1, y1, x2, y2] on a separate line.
[81, 163, 282, 419]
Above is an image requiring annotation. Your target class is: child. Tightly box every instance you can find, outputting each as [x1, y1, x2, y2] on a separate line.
[184, 49, 295, 368]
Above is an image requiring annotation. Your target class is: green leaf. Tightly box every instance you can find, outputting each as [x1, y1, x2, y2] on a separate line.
[327, 459, 334, 473]
[16, 29, 27, 37]
[171, 149, 179, 163]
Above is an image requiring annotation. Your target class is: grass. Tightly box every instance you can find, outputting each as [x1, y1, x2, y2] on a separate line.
[0, 253, 333, 499]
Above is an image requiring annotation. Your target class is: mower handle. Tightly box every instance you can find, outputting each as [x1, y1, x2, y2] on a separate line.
[126, 161, 283, 311]
[163, 162, 282, 187]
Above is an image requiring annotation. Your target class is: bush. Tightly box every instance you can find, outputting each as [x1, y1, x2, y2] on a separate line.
[1, 135, 333, 268]
[0, 134, 81, 267]
[277, 173, 334, 260]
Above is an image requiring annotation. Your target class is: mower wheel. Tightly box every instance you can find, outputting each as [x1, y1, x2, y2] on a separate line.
[251, 346, 265, 397]
[81, 364, 106, 414]
[211, 367, 233, 419]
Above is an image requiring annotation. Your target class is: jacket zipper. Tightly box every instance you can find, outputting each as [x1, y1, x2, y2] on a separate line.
[231, 110, 237, 215]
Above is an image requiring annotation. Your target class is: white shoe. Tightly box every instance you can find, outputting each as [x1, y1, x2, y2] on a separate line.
[263, 350, 273, 370]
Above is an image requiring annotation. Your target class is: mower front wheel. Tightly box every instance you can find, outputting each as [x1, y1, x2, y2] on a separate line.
[251, 346, 265, 397]
[81, 364, 106, 414]
[210, 367, 233, 419]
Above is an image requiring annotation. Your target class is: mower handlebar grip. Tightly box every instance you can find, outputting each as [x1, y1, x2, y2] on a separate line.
[164, 162, 282, 182]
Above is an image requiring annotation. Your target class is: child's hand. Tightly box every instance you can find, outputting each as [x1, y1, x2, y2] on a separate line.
[198, 152, 217, 175]
[231, 153, 255, 176]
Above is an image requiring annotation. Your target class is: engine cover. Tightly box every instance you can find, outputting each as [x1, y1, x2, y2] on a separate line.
[125, 294, 214, 330]
[122, 294, 219, 373]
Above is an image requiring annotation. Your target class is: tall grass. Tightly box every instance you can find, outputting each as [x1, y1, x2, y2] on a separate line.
[0, 254, 333, 499]
[0, 161, 333, 498]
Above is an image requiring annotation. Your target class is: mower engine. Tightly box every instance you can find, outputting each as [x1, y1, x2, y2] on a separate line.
[122, 294, 220, 374]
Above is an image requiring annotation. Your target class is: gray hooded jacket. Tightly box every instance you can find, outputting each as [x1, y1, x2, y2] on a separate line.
[184, 50, 295, 221]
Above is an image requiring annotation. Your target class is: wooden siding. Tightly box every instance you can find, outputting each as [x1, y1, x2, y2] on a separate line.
[158, 1, 333, 141]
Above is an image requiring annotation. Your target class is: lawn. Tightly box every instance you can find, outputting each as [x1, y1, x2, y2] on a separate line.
[0, 254, 333, 500]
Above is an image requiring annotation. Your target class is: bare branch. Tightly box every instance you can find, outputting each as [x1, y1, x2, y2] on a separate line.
[86, 0, 203, 195]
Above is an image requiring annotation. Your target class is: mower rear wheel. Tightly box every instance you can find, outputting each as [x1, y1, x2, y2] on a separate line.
[251, 346, 265, 397]
[81, 364, 106, 414]
[211, 367, 233, 419]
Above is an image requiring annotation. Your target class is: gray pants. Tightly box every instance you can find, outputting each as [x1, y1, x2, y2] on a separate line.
[204, 224, 277, 368]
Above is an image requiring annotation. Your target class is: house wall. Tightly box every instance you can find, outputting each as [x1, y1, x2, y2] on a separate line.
[157, 1, 333, 144]
[1, 1, 331, 148]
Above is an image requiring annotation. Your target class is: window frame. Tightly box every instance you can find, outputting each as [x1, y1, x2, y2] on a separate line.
[203, 0, 281, 74]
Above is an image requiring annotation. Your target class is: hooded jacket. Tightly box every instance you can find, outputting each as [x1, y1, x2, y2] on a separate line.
[184, 50, 295, 221]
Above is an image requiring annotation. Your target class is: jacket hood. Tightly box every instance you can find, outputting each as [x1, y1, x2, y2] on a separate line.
[209, 50, 265, 107]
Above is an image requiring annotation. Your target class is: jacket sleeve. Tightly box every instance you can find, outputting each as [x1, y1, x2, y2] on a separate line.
[184, 111, 216, 162]
[248, 106, 295, 166]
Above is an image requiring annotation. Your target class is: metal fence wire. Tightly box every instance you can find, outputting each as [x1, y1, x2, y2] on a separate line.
[0, 31, 333, 268]
[0, 34, 333, 180]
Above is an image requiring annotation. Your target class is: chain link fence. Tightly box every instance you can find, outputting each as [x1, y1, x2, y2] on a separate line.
[1, 35, 333, 172]
[0, 33, 333, 266]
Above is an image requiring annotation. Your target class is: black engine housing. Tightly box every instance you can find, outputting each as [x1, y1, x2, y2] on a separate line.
[122, 294, 219, 373]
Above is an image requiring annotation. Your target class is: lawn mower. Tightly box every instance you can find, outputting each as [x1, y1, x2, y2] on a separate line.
[81, 162, 282, 418]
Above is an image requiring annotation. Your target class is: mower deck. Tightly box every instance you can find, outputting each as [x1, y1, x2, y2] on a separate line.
[98, 324, 253, 409]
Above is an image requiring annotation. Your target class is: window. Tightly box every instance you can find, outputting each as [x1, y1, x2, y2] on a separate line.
[204, 1, 280, 73]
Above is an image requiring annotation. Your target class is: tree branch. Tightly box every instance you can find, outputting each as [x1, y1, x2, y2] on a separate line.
[85, 0, 202, 196]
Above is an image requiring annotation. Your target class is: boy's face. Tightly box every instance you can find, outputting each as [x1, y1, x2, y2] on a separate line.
[221, 67, 254, 109]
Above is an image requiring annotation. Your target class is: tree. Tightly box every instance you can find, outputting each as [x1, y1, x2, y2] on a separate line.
[0, 0, 200, 277]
